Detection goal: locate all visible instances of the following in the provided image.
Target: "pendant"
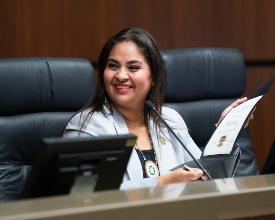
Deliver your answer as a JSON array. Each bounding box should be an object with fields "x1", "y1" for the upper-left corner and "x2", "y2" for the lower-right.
[
  {"x1": 145, "y1": 160, "x2": 159, "y2": 178},
  {"x1": 160, "y1": 136, "x2": 166, "y2": 145}
]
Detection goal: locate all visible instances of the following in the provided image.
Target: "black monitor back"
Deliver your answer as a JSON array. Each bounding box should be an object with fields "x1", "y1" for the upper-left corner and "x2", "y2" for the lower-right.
[{"x1": 21, "y1": 134, "x2": 136, "y2": 199}]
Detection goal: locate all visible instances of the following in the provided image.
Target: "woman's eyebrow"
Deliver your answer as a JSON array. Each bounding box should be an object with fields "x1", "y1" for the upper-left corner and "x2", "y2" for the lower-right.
[
  {"x1": 107, "y1": 58, "x2": 119, "y2": 63},
  {"x1": 107, "y1": 58, "x2": 143, "y2": 65},
  {"x1": 127, "y1": 60, "x2": 142, "y2": 65}
]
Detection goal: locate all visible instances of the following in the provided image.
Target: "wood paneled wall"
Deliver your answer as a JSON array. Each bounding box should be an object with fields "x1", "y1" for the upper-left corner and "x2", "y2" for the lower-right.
[
  {"x1": 243, "y1": 68, "x2": 275, "y2": 170},
  {"x1": 1, "y1": 0, "x2": 275, "y2": 61},
  {"x1": 1, "y1": 0, "x2": 275, "y2": 170}
]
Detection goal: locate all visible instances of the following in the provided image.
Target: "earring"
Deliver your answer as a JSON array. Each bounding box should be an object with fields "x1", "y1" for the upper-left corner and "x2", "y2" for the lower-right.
[{"x1": 104, "y1": 97, "x2": 112, "y2": 113}]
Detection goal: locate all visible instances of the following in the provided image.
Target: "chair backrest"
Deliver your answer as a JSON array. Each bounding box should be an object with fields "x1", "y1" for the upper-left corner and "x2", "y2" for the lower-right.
[
  {"x1": 0, "y1": 57, "x2": 94, "y2": 202},
  {"x1": 161, "y1": 48, "x2": 258, "y2": 177}
]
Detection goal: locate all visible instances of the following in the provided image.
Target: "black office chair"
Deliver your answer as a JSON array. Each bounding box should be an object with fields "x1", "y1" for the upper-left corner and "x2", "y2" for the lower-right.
[
  {"x1": 0, "y1": 57, "x2": 94, "y2": 202},
  {"x1": 162, "y1": 48, "x2": 258, "y2": 177}
]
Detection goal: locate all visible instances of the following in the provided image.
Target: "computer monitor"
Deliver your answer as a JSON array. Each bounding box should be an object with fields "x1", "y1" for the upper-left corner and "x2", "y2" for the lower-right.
[
  {"x1": 261, "y1": 139, "x2": 275, "y2": 175},
  {"x1": 21, "y1": 134, "x2": 136, "y2": 199}
]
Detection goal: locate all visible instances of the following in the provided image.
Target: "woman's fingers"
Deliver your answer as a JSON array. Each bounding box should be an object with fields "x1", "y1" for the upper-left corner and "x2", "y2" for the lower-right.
[
  {"x1": 157, "y1": 167, "x2": 205, "y2": 185},
  {"x1": 184, "y1": 168, "x2": 204, "y2": 181},
  {"x1": 217, "y1": 97, "x2": 248, "y2": 126},
  {"x1": 244, "y1": 107, "x2": 256, "y2": 128}
]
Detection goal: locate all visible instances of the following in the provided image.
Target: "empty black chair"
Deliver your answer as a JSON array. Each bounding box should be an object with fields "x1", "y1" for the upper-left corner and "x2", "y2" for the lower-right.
[
  {"x1": 0, "y1": 57, "x2": 94, "y2": 202},
  {"x1": 162, "y1": 48, "x2": 258, "y2": 177}
]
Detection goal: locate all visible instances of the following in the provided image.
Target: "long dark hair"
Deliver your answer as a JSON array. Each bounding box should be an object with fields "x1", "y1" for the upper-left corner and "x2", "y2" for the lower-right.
[{"x1": 80, "y1": 27, "x2": 166, "y2": 128}]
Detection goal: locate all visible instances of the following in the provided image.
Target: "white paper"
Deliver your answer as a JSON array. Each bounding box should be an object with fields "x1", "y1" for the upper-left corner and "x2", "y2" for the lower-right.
[
  {"x1": 214, "y1": 179, "x2": 238, "y2": 192},
  {"x1": 203, "y1": 96, "x2": 262, "y2": 156}
]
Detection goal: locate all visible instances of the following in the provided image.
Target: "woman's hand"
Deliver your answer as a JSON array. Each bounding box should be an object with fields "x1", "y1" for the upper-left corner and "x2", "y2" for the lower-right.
[
  {"x1": 243, "y1": 107, "x2": 256, "y2": 128},
  {"x1": 157, "y1": 167, "x2": 204, "y2": 186},
  {"x1": 216, "y1": 97, "x2": 248, "y2": 127}
]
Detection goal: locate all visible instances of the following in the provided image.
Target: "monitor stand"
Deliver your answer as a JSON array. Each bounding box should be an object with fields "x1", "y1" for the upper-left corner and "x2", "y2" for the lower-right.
[{"x1": 70, "y1": 174, "x2": 99, "y2": 196}]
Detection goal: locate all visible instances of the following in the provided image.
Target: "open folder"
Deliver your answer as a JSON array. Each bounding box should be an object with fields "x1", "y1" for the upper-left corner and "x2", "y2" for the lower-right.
[{"x1": 171, "y1": 75, "x2": 275, "y2": 179}]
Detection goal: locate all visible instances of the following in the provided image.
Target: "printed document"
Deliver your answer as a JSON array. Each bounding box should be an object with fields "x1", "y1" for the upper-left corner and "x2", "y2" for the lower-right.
[{"x1": 203, "y1": 95, "x2": 262, "y2": 156}]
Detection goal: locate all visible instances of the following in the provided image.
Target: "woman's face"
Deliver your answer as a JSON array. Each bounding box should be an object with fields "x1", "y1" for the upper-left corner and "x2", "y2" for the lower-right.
[{"x1": 104, "y1": 41, "x2": 153, "y2": 110}]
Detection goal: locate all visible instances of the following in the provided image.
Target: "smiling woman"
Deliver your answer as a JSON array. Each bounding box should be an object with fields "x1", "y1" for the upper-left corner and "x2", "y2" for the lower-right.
[
  {"x1": 104, "y1": 41, "x2": 153, "y2": 111},
  {"x1": 62, "y1": 27, "x2": 247, "y2": 190}
]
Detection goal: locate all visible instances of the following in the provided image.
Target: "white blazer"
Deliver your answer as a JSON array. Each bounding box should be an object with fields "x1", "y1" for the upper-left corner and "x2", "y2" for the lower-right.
[{"x1": 63, "y1": 106, "x2": 202, "y2": 190}]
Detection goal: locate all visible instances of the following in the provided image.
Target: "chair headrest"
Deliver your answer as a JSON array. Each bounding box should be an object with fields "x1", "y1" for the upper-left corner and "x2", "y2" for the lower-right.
[
  {"x1": 161, "y1": 48, "x2": 246, "y2": 102},
  {"x1": 0, "y1": 57, "x2": 94, "y2": 116}
]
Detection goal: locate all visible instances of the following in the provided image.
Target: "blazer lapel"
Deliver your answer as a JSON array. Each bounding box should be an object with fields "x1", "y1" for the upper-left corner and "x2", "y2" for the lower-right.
[
  {"x1": 149, "y1": 119, "x2": 178, "y2": 175},
  {"x1": 111, "y1": 107, "x2": 129, "y2": 135},
  {"x1": 112, "y1": 107, "x2": 143, "y2": 180},
  {"x1": 126, "y1": 148, "x2": 143, "y2": 181}
]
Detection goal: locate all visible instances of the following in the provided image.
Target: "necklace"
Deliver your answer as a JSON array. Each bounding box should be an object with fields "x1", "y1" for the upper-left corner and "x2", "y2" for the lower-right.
[
  {"x1": 135, "y1": 122, "x2": 160, "y2": 178},
  {"x1": 103, "y1": 100, "x2": 159, "y2": 178}
]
